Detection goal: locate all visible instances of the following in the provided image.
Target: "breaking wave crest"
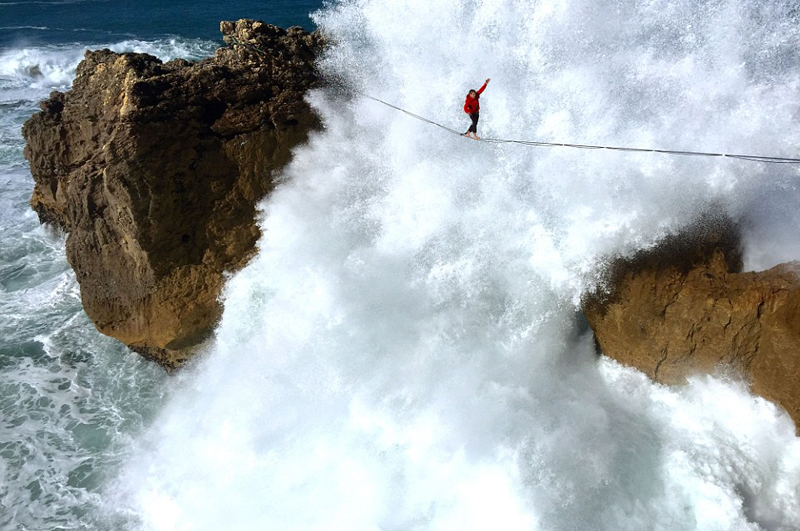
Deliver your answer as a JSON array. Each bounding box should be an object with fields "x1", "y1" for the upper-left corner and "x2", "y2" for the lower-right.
[{"x1": 0, "y1": 37, "x2": 217, "y2": 98}]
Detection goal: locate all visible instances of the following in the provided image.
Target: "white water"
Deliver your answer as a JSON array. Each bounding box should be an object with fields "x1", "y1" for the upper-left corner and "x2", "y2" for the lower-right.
[
  {"x1": 0, "y1": 38, "x2": 215, "y2": 530},
  {"x1": 0, "y1": 38, "x2": 217, "y2": 105},
  {"x1": 116, "y1": 0, "x2": 800, "y2": 529}
]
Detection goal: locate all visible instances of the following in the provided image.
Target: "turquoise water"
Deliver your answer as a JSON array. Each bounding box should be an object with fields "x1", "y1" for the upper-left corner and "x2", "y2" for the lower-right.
[{"x1": 0, "y1": 2, "x2": 322, "y2": 528}]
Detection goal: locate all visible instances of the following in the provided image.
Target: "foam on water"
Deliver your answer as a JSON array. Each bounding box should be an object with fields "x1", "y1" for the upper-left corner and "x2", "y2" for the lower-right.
[
  {"x1": 0, "y1": 170, "x2": 169, "y2": 529},
  {"x1": 0, "y1": 36, "x2": 214, "y2": 530},
  {"x1": 113, "y1": 0, "x2": 800, "y2": 530},
  {"x1": 0, "y1": 38, "x2": 217, "y2": 98}
]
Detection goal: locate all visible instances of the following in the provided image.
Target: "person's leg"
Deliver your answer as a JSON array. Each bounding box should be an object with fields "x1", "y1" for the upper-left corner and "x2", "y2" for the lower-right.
[
  {"x1": 471, "y1": 112, "x2": 480, "y2": 139},
  {"x1": 466, "y1": 113, "x2": 477, "y2": 137},
  {"x1": 466, "y1": 113, "x2": 479, "y2": 138}
]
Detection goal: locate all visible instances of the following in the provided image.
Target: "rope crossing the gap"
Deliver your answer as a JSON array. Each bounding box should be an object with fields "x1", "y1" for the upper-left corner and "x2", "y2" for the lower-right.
[
  {"x1": 227, "y1": 39, "x2": 800, "y2": 165},
  {"x1": 354, "y1": 91, "x2": 800, "y2": 165}
]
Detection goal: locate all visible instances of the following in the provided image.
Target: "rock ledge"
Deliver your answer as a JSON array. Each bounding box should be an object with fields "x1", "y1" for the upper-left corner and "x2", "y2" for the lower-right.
[
  {"x1": 23, "y1": 20, "x2": 323, "y2": 368},
  {"x1": 584, "y1": 218, "x2": 800, "y2": 429}
]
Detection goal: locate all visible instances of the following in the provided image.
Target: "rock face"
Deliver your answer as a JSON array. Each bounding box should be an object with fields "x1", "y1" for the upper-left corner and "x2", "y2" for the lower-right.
[
  {"x1": 584, "y1": 219, "x2": 800, "y2": 429},
  {"x1": 23, "y1": 20, "x2": 323, "y2": 368}
]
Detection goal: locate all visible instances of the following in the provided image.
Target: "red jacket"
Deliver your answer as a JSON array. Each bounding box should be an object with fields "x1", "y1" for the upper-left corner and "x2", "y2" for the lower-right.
[{"x1": 464, "y1": 82, "x2": 487, "y2": 114}]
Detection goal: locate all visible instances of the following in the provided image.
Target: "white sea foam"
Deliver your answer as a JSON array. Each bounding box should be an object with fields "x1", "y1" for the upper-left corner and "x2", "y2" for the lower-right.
[
  {"x1": 0, "y1": 46, "x2": 84, "y2": 93},
  {"x1": 0, "y1": 159, "x2": 171, "y2": 530},
  {"x1": 0, "y1": 38, "x2": 217, "y2": 101},
  {"x1": 106, "y1": 0, "x2": 798, "y2": 528},
  {"x1": 0, "y1": 36, "x2": 210, "y2": 531}
]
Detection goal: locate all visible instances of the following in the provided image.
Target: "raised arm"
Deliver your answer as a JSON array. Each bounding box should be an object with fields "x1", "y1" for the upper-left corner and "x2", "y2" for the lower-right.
[{"x1": 476, "y1": 78, "x2": 490, "y2": 95}]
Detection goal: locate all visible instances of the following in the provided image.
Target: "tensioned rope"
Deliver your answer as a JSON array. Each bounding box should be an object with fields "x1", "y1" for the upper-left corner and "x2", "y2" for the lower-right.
[
  {"x1": 353, "y1": 91, "x2": 800, "y2": 165},
  {"x1": 228, "y1": 38, "x2": 800, "y2": 165}
]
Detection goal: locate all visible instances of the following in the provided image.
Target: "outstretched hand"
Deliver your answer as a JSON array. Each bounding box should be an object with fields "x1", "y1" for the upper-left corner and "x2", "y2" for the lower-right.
[{"x1": 485, "y1": 78, "x2": 491, "y2": 83}]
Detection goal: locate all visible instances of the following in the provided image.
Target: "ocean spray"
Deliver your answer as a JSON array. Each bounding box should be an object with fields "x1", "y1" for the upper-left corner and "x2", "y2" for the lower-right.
[{"x1": 116, "y1": 0, "x2": 800, "y2": 529}]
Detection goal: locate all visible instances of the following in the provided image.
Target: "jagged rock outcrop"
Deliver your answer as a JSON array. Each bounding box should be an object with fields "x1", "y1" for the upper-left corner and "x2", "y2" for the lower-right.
[
  {"x1": 23, "y1": 20, "x2": 324, "y2": 369},
  {"x1": 584, "y1": 218, "x2": 800, "y2": 429}
]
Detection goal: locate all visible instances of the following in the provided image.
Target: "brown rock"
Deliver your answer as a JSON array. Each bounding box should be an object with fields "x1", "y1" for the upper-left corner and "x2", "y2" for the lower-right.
[
  {"x1": 22, "y1": 20, "x2": 324, "y2": 369},
  {"x1": 584, "y1": 218, "x2": 800, "y2": 430}
]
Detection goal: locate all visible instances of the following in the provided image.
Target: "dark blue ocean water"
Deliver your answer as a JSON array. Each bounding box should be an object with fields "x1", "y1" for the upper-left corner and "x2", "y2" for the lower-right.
[{"x1": 0, "y1": 0, "x2": 324, "y2": 49}]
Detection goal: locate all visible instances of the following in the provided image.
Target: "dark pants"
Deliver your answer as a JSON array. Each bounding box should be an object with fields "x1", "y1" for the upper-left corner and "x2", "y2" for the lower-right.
[{"x1": 466, "y1": 112, "x2": 479, "y2": 134}]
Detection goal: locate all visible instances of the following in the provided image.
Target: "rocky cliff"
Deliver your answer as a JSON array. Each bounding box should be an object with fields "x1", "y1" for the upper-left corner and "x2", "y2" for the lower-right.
[
  {"x1": 584, "y1": 218, "x2": 800, "y2": 429},
  {"x1": 23, "y1": 20, "x2": 323, "y2": 369},
  {"x1": 23, "y1": 17, "x2": 800, "y2": 428}
]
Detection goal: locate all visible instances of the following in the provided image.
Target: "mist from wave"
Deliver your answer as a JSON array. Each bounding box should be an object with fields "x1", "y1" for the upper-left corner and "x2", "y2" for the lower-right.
[{"x1": 112, "y1": 0, "x2": 800, "y2": 530}]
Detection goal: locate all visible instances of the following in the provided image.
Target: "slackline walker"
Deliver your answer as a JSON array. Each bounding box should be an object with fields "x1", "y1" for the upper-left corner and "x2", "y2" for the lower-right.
[
  {"x1": 227, "y1": 38, "x2": 800, "y2": 165},
  {"x1": 354, "y1": 91, "x2": 800, "y2": 165}
]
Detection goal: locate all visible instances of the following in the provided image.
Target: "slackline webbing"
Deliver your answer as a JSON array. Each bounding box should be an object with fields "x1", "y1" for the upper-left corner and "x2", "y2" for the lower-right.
[
  {"x1": 354, "y1": 91, "x2": 800, "y2": 165},
  {"x1": 228, "y1": 39, "x2": 800, "y2": 165}
]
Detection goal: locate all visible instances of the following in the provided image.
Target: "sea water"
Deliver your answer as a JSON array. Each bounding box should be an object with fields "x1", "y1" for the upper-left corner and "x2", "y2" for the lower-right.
[
  {"x1": 0, "y1": 1, "x2": 319, "y2": 529},
  {"x1": 2, "y1": 0, "x2": 800, "y2": 530}
]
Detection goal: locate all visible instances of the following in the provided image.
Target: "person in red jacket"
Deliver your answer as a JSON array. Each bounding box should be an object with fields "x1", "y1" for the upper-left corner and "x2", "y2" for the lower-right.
[{"x1": 464, "y1": 78, "x2": 490, "y2": 139}]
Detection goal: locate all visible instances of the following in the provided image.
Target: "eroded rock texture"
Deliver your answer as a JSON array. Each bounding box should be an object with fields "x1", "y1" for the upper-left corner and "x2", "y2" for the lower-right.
[
  {"x1": 23, "y1": 20, "x2": 323, "y2": 368},
  {"x1": 584, "y1": 219, "x2": 800, "y2": 429}
]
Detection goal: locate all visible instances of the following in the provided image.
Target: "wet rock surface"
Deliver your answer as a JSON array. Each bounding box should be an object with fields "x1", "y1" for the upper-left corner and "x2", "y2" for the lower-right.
[
  {"x1": 23, "y1": 20, "x2": 323, "y2": 369},
  {"x1": 584, "y1": 218, "x2": 800, "y2": 430}
]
